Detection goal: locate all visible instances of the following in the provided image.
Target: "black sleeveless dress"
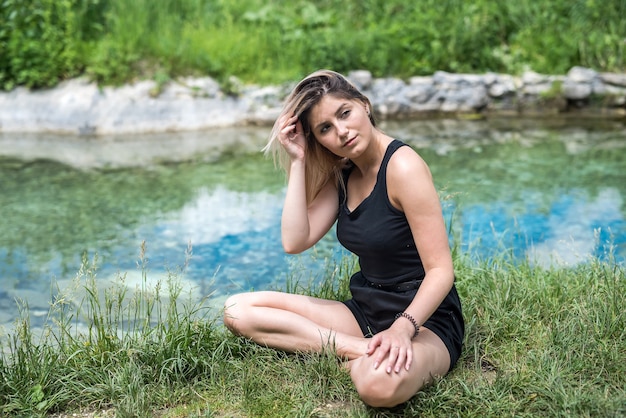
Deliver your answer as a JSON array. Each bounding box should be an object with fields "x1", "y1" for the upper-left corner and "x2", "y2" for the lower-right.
[{"x1": 338, "y1": 139, "x2": 464, "y2": 370}]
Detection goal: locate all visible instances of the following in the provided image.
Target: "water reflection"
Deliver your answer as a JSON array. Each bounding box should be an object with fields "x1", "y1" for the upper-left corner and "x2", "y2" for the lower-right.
[
  {"x1": 0, "y1": 126, "x2": 268, "y2": 169},
  {"x1": 130, "y1": 186, "x2": 287, "y2": 292},
  {"x1": 0, "y1": 118, "x2": 624, "y2": 331},
  {"x1": 454, "y1": 187, "x2": 624, "y2": 266},
  {"x1": 527, "y1": 188, "x2": 623, "y2": 266}
]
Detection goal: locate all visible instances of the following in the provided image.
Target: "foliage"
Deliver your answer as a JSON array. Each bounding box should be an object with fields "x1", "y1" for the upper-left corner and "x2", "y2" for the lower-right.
[
  {"x1": 0, "y1": 247, "x2": 624, "y2": 416},
  {"x1": 0, "y1": 0, "x2": 95, "y2": 89},
  {"x1": 0, "y1": 0, "x2": 624, "y2": 90}
]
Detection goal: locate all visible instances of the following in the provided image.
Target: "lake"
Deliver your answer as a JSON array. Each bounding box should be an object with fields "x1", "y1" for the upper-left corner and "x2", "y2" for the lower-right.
[{"x1": 0, "y1": 118, "x2": 624, "y2": 332}]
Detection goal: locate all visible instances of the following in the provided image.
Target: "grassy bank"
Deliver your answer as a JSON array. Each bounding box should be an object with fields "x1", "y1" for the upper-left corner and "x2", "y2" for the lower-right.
[
  {"x1": 1, "y1": 0, "x2": 625, "y2": 90},
  {"x1": 0, "y1": 247, "x2": 624, "y2": 417}
]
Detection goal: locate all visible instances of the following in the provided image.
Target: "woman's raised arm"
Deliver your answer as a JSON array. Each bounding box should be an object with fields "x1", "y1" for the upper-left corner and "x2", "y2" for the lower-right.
[
  {"x1": 281, "y1": 160, "x2": 338, "y2": 254},
  {"x1": 276, "y1": 114, "x2": 339, "y2": 254}
]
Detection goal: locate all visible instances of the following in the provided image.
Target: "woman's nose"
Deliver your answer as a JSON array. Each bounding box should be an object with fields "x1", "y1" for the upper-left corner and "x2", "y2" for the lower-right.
[{"x1": 338, "y1": 123, "x2": 349, "y2": 137}]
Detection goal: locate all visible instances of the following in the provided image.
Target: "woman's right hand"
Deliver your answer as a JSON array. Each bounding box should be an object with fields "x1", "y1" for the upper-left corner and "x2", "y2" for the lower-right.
[{"x1": 278, "y1": 113, "x2": 306, "y2": 161}]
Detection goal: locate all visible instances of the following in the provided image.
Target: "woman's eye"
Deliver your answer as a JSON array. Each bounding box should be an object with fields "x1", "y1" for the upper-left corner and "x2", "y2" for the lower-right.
[
  {"x1": 341, "y1": 110, "x2": 351, "y2": 118},
  {"x1": 320, "y1": 125, "x2": 330, "y2": 134}
]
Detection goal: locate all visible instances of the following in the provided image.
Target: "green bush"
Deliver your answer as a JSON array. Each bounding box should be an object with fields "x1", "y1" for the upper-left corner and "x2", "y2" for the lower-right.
[
  {"x1": 1, "y1": 0, "x2": 80, "y2": 89},
  {"x1": 1, "y1": 0, "x2": 624, "y2": 90}
]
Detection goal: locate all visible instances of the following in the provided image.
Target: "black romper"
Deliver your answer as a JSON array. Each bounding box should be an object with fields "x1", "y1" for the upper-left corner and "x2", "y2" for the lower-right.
[{"x1": 339, "y1": 139, "x2": 464, "y2": 370}]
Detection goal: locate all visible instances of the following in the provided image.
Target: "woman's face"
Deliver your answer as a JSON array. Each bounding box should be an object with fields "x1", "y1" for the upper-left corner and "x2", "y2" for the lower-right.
[{"x1": 307, "y1": 95, "x2": 373, "y2": 158}]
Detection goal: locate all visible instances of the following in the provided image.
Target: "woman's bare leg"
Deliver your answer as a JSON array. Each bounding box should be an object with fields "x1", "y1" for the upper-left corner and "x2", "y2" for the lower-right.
[
  {"x1": 224, "y1": 291, "x2": 451, "y2": 408},
  {"x1": 347, "y1": 327, "x2": 451, "y2": 408},
  {"x1": 223, "y1": 291, "x2": 369, "y2": 359}
]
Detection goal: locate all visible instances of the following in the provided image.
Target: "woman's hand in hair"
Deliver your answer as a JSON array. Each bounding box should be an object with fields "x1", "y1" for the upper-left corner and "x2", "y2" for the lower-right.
[{"x1": 278, "y1": 113, "x2": 306, "y2": 161}]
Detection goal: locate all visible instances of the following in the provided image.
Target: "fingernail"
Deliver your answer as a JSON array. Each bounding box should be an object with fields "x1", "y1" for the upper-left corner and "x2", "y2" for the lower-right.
[
  {"x1": 386, "y1": 367, "x2": 391, "y2": 373},
  {"x1": 373, "y1": 362, "x2": 379, "y2": 369}
]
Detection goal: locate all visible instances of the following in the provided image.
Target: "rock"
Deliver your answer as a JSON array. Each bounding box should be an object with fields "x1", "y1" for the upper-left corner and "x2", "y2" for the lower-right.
[
  {"x1": 347, "y1": 70, "x2": 373, "y2": 91},
  {"x1": 522, "y1": 70, "x2": 548, "y2": 85},
  {"x1": 592, "y1": 79, "x2": 626, "y2": 106},
  {"x1": 562, "y1": 81, "x2": 593, "y2": 100},
  {"x1": 567, "y1": 66, "x2": 598, "y2": 83},
  {"x1": 370, "y1": 77, "x2": 407, "y2": 101},
  {"x1": 405, "y1": 80, "x2": 435, "y2": 104},
  {"x1": 0, "y1": 68, "x2": 624, "y2": 135},
  {"x1": 487, "y1": 74, "x2": 517, "y2": 98},
  {"x1": 600, "y1": 72, "x2": 626, "y2": 88},
  {"x1": 183, "y1": 77, "x2": 222, "y2": 97},
  {"x1": 522, "y1": 82, "x2": 554, "y2": 96}
]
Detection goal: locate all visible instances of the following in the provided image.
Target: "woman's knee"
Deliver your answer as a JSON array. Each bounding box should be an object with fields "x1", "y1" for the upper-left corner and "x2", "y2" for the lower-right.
[
  {"x1": 223, "y1": 291, "x2": 276, "y2": 334},
  {"x1": 349, "y1": 357, "x2": 418, "y2": 408},
  {"x1": 354, "y1": 373, "x2": 408, "y2": 408},
  {"x1": 223, "y1": 293, "x2": 251, "y2": 334}
]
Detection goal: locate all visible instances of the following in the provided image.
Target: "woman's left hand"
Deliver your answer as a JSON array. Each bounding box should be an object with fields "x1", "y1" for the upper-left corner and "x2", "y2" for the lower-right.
[{"x1": 366, "y1": 324, "x2": 414, "y2": 373}]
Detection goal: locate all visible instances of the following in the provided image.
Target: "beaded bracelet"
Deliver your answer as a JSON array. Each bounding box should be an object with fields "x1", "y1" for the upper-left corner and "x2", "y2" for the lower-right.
[{"x1": 395, "y1": 312, "x2": 420, "y2": 338}]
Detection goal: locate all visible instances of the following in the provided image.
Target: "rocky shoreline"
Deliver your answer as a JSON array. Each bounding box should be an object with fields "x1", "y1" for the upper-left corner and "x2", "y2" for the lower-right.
[{"x1": 0, "y1": 66, "x2": 624, "y2": 135}]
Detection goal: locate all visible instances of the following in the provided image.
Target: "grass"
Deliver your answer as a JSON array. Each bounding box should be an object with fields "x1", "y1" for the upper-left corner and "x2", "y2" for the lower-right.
[
  {"x1": 0, "y1": 244, "x2": 624, "y2": 417},
  {"x1": 2, "y1": 0, "x2": 625, "y2": 89}
]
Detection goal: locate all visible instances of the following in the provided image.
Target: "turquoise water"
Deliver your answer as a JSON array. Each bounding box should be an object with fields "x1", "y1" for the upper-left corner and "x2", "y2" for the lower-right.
[{"x1": 0, "y1": 118, "x2": 624, "y2": 329}]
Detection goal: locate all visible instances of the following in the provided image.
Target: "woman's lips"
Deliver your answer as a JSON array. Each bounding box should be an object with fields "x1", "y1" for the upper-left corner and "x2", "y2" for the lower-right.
[{"x1": 343, "y1": 136, "x2": 356, "y2": 147}]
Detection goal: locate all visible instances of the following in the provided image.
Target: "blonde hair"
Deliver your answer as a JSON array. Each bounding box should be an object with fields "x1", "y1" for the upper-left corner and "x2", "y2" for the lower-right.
[{"x1": 264, "y1": 70, "x2": 376, "y2": 204}]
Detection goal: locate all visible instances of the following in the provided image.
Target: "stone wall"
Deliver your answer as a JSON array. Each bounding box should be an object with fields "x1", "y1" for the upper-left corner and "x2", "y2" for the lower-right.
[
  {"x1": 0, "y1": 67, "x2": 624, "y2": 135},
  {"x1": 352, "y1": 66, "x2": 626, "y2": 119}
]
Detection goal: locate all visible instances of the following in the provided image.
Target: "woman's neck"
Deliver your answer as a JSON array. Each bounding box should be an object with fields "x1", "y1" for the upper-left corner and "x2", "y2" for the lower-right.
[{"x1": 351, "y1": 130, "x2": 392, "y2": 176}]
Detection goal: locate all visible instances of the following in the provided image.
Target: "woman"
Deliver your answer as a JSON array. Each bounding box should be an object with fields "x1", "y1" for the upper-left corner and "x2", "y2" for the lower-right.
[{"x1": 223, "y1": 70, "x2": 464, "y2": 408}]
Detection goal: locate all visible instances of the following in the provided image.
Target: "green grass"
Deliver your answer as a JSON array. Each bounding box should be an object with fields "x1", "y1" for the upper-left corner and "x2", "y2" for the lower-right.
[
  {"x1": 1, "y1": 0, "x2": 625, "y2": 89},
  {"x1": 0, "y1": 245, "x2": 624, "y2": 417}
]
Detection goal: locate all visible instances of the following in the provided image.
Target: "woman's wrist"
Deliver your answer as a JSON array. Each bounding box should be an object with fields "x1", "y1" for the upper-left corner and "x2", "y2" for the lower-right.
[
  {"x1": 394, "y1": 312, "x2": 420, "y2": 339},
  {"x1": 289, "y1": 157, "x2": 305, "y2": 169}
]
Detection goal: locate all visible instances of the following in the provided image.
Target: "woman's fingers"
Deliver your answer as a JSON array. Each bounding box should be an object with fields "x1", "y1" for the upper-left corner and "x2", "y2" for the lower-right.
[
  {"x1": 387, "y1": 344, "x2": 410, "y2": 373},
  {"x1": 390, "y1": 345, "x2": 413, "y2": 373},
  {"x1": 404, "y1": 345, "x2": 413, "y2": 371},
  {"x1": 367, "y1": 335, "x2": 386, "y2": 369},
  {"x1": 276, "y1": 114, "x2": 306, "y2": 161},
  {"x1": 279, "y1": 121, "x2": 295, "y2": 140},
  {"x1": 278, "y1": 115, "x2": 303, "y2": 145},
  {"x1": 365, "y1": 334, "x2": 381, "y2": 355},
  {"x1": 368, "y1": 331, "x2": 414, "y2": 373},
  {"x1": 371, "y1": 340, "x2": 393, "y2": 371},
  {"x1": 387, "y1": 345, "x2": 401, "y2": 373}
]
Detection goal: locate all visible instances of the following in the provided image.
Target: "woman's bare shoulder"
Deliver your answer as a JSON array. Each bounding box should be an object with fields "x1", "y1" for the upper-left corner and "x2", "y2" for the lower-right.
[{"x1": 387, "y1": 144, "x2": 432, "y2": 182}]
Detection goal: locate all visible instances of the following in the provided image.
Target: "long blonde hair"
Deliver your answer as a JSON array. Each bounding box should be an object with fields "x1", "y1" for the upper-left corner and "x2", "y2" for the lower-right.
[{"x1": 264, "y1": 70, "x2": 377, "y2": 204}]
